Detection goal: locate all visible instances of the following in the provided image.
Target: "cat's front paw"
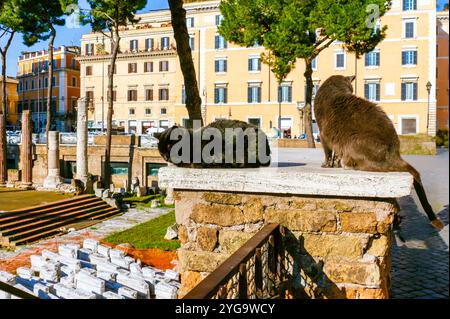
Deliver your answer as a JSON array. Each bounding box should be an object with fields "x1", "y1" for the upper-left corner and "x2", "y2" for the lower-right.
[{"x1": 321, "y1": 161, "x2": 333, "y2": 168}]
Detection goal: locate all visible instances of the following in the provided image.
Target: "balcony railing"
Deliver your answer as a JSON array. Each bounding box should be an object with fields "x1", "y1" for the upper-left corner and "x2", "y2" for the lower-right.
[{"x1": 183, "y1": 224, "x2": 293, "y2": 299}]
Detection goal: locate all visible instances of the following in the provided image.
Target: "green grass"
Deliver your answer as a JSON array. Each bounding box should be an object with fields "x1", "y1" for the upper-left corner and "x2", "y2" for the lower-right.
[{"x1": 103, "y1": 211, "x2": 180, "y2": 251}]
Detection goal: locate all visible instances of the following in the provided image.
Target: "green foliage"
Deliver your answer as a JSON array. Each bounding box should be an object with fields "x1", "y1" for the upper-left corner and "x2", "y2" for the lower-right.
[
  {"x1": 219, "y1": 0, "x2": 391, "y2": 80},
  {"x1": 83, "y1": 0, "x2": 147, "y2": 33},
  {"x1": 14, "y1": 0, "x2": 78, "y2": 46},
  {"x1": 104, "y1": 211, "x2": 180, "y2": 251},
  {"x1": 435, "y1": 129, "x2": 449, "y2": 148},
  {"x1": 0, "y1": 0, "x2": 25, "y2": 32}
]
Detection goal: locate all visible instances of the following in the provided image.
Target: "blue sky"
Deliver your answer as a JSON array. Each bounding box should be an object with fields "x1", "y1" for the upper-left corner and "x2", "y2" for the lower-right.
[{"x1": 1, "y1": 0, "x2": 448, "y2": 76}]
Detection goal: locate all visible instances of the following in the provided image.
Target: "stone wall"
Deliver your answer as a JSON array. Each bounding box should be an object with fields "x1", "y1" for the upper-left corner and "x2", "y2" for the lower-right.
[
  {"x1": 175, "y1": 191, "x2": 397, "y2": 299},
  {"x1": 159, "y1": 165, "x2": 412, "y2": 299}
]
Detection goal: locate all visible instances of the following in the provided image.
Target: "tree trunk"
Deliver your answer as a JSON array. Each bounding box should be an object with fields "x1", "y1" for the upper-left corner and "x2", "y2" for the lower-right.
[
  {"x1": 103, "y1": 30, "x2": 120, "y2": 187},
  {"x1": 303, "y1": 60, "x2": 316, "y2": 148},
  {"x1": 0, "y1": 31, "x2": 15, "y2": 185},
  {"x1": 46, "y1": 26, "x2": 56, "y2": 146},
  {"x1": 168, "y1": 0, "x2": 203, "y2": 128}
]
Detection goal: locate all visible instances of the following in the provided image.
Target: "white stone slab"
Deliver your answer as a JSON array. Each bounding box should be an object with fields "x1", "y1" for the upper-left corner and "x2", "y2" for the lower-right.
[
  {"x1": 164, "y1": 270, "x2": 180, "y2": 281},
  {"x1": 109, "y1": 249, "x2": 126, "y2": 259},
  {"x1": 118, "y1": 286, "x2": 138, "y2": 299},
  {"x1": 97, "y1": 245, "x2": 110, "y2": 258},
  {"x1": 83, "y1": 239, "x2": 99, "y2": 252},
  {"x1": 0, "y1": 271, "x2": 16, "y2": 284},
  {"x1": 103, "y1": 291, "x2": 125, "y2": 299},
  {"x1": 16, "y1": 267, "x2": 33, "y2": 280},
  {"x1": 158, "y1": 166, "x2": 413, "y2": 198},
  {"x1": 58, "y1": 245, "x2": 78, "y2": 259}
]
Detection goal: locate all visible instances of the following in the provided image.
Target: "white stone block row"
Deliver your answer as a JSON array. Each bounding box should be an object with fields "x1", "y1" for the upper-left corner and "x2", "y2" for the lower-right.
[
  {"x1": 57, "y1": 255, "x2": 82, "y2": 271},
  {"x1": 116, "y1": 272, "x2": 150, "y2": 299},
  {"x1": 155, "y1": 282, "x2": 178, "y2": 299},
  {"x1": 89, "y1": 253, "x2": 110, "y2": 265},
  {"x1": 164, "y1": 270, "x2": 180, "y2": 281},
  {"x1": 54, "y1": 283, "x2": 97, "y2": 299},
  {"x1": 110, "y1": 256, "x2": 132, "y2": 269},
  {"x1": 109, "y1": 249, "x2": 126, "y2": 259},
  {"x1": 30, "y1": 255, "x2": 47, "y2": 271},
  {"x1": 97, "y1": 245, "x2": 110, "y2": 258},
  {"x1": 83, "y1": 239, "x2": 99, "y2": 253},
  {"x1": 96, "y1": 261, "x2": 120, "y2": 273},
  {"x1": 75, "y1": 272, "x2": 106, "y2": 293},
  {"x1": 16, "y1": 267, "x2": 34, "y2": 280},
  {"x1": 80, "y1": 268, "x2": 97, "y2": 276},
  {"x1": 58, "y1": 245, "x2": 78, "y2": 259},
  {"x1": 60, "y1": 275, "x2": 75, "y2": 288},
  {"x1": 60, "y1": 266, "x2": 76, "y2": 277},
  {"x1": 97, "y1": 271, "x2": 116, "y2": 282},
  {"x1": 78, "y1": 248, "x2": 93, "y2": 262},
  {"x1": 102, "y1": 291, "x2": 124, "y2": 299},
  {"x1": 117, "y1": 286, "x2": 138, "y2": 299},
  {"x1": 39, "y1": 266, "x2": 59, "y2": 282},
  {"x1": 42, "y1": 250, "x2": 59, "y2": 262},
  {"x1": 129, "y1": 263, "x2": 142, "y2": 274}
]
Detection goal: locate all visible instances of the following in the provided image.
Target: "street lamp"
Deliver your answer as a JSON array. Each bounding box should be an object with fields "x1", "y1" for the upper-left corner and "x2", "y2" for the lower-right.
[{"x1": 426, "y1": 81, "x2": 432, "y2": 132}]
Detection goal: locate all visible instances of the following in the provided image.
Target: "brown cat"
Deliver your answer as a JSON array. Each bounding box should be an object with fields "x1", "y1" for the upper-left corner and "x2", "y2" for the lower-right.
[{"x1": 314, "y1": 75, "x2": 444, "y2": 230}]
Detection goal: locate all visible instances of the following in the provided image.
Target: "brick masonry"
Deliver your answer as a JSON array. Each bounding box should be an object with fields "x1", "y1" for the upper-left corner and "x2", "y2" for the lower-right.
[{"x1": 175, "y1": 191, "x2": 398, "y2": 299}]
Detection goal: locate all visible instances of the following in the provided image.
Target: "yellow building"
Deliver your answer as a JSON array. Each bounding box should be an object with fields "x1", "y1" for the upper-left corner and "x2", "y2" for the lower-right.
[
  {"x1": 0, "y1": 76, "x2": 19, "y2": 128},
  {"x1": 437, "y1": 10, "x2": 449, "y2": 130},
  {"x1": 79, "y1": 0, "x2": 439, "y2": 137},
  {"x1": 17, "y1": 46, "x2": 81, "y2": 132}
]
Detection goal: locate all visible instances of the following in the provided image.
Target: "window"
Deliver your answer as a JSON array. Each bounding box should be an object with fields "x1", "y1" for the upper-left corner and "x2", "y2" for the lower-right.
[
  {"x1": 403, "y1": 0, "x2": 417, "y2": 11},
  {"x1": 159, "y1": 61, "x2": 169, "y2": 72},
  {"x1": 144, "y1": 62, "x2": 154, "y2": 73},
  {"x1": 181, "y1": 86, "x2": 187, "y2": 104},
  {"x1": 159, "y1": 88, "x2": 169, "y2": 101},
  {"x1": 215, "y1": 35, "x2": 227, "y2": 49},
  {"x1": 71, "y1": 58, "x2": 77, "y2": 70},
  {"x1": 335, "y1": 52, "x2": 346, "y2": 69},
  {"x1": 128, "y1": 63, "x2": 138, "y2": 73},
  {"x1": 304, "y1": 83, "x2": 320, "y2": 100},
  {"x1": 128, "y1": 89, "x2": 138, "y2": 101},
  {"x1": 248, "y1": 84, "x2": 262, "y2": 103},
  {"x1": 44, "y1": 78, "x2": 48, "y2": 88},
  {"x1": 145, "y1": 38, "x2": 154, "y2": 51},
  {"x1": 401, "y1": 81, "x2": 418, "y2": 101},
  {"x1": 186, "y1": 17, "x2": 194, "y2": 28},
  {"x1": 160, "y1": 120, "x2": 170, "y2": 129},
  {"x1": 248, "y1": 57, "x2": 261, "y2": 72},
  {"x1": 401, "y1": 117, "x2": 417, "y2": 134},
  {"x1": 364, "y1": 82, "x2": 380, "y2": 102},
  {"x1": 214, "y1": 86, "x2": 228, "y2": 104},
  {"x1": 402, "y1": 50, "x2": 418, "y2": 65},
  {"x1": 130, "y1": 39, "x2": 139, "y2": 51},
  {"x1": 86, "y1": 91, "x2": 94, "y2": 103},
  {"x1": 145, "y1": 108, "x2": 152, "y2": 115},
  {"x1": 189, "y1": 36, "x2": 195, "y2": 50},
  {"x1": 107, "y1": 90, "x2": 117, "y2": 102},
  {"x1": 44, "y1": 61, "x2": 49, "y2": 71},
  {"x1": 146, "y1": 163, "x2": 168, "y2": 177},
  {"x1": 161, "y1": 108, "x2": 167, "y2": 115},
  {"x1": 86, "y1": 66, "x2": 93, "y2": 76},
  {"x1": 72, "y1": 77, "x2": 77, "y2": 87},
  {"x1": 108, "y1": 64, "x2": 117, "y2": 75},
  {"x1": 31, "y1": 80, "x2": 35, "y2": 90},
  {"x1": 365, "y1": 51, "x2": 380, "y2": 67},
  {"x1": 404, "y1": 21, "x2": 415, "y2": 38},
  {"x1": 85, "y1": 43, "x2": 94, "y2": 56},
  {"x1": 161, "y1": 37, "x2": 170, "y2": 50},
  {"x1": 248, "y1": 118, "x2": 261, "y2": 128},
  {"x1": 19, "y1": 82, "x2": 22, "y2": 92},
  {"x1": 215, "y1": 58, "x2": 227, "y2": 73},
  {"x1": 110, "y1": 163, "x2": 128, "y2": 175},
  {"x1": 52, "y1": 59, "x2": 57, "y2": 69},
  {"x1": 278, "y1": 84, "x2": 292, "y2": 103},
  {"x1": 52, "y1": 76, "x2": 56, "y2": 87},
  {"x1": 311, "y1": 57, "x2": 318, "y2": 70},
  {"x1": 215, "y1": 15, "x2": 223, "y2": 26},
  {"x1": 129, "y1": 108, "x2": 136, "y2": 115},
  {"x1": 145, "y1": 89, "x2": 154, "y2": 101}
]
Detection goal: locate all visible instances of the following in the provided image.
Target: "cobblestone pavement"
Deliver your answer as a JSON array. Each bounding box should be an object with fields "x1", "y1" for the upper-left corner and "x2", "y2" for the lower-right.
[{"x1": 275, "y1": 148, "x2": 449, "y2": 299}]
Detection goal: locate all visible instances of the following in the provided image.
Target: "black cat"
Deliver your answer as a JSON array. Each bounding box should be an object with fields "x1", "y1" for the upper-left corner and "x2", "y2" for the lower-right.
[{"x1": 154, "y1": 119, "x2": 271, "y2": 168}]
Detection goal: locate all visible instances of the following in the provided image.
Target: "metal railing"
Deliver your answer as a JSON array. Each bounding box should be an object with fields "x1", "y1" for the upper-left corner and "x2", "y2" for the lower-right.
[
  {"x1": 0, "y1": 281, "x2": 39, "y2": 299},
  {"x1": 183, "y1": 224, "x2": 292, "y2": 299}
]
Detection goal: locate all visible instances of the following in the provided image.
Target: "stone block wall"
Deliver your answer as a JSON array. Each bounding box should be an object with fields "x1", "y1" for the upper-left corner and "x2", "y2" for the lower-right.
[{"x1": 175, "y1": 190, "x2": 398, "y2": 299}]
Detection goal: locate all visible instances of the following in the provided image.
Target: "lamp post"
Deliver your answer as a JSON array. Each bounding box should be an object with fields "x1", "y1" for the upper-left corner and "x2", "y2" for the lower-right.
[
  {"x1": 278, "y1": 86, "x2": 282, "y2": 138},
  {"x1": 426, "y1": 81, "x2": 432, "y2": 133}
]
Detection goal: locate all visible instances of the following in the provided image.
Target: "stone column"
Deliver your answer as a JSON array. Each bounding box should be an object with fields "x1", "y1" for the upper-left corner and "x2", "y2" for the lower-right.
[
  {"x1": 76, "y1": 97, "x2": 88, "y2": 187},
  {"x1": 43, "y1": 131, "x2": 63, "y2": 189},
  {"x1": 0, "y1": 115, "x2": 7, "y2": 186},
  {"x1": 20, "y1": 110, "x2": 33, "y2": 187},
  {"x1": 164, "y1": 163, "x2": 175, "y2": 205}
]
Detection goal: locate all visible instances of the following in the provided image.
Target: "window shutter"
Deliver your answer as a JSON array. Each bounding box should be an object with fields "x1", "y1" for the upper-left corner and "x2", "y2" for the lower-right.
[
  {"x1": 224, "y1": 60, "x2": 228, "y2": 72},
  {"x1": 376, "y1": 52, "x2": 380, "y2": 66},
  {"x1": 376, "y1": 83, "x2": 380, "y2": 101},
  {"x1": 413, "y1": 83, "x2": 418, "y2": 100},
  {"x1": 248, "y1": 59, "x2": 252, "y2": 71},
  {"x1": 215, "y1": 36, "x2": 219, "y2": 49},
  {"x1": 258, "y1": 59, "x2": 261, "y2": 71},
  {"x1": 224, "y1": 40, "x2": 228, "y2": 49},
  {"x1": 288, "y1": 86, "x2": 292, "y2": 102},
  {"x1": 215, "y1": 60, "x2": 219, "y2": 72},
  {"x1": 401, "y1": 83, "x2": 406, "y2": 101},
  {"x1": 413, "y1": 51, "x2": 418, "y2": 65},
  {"x1": 224, "y1": 88, "x2": 228, "y2": 104},
  {"x1": 278, "y1": 86, "x2": 282, "y2": 103},
  {"x1": 214, "y1": 88, "x2": 219, "y2": 104},
  {"x1": 365, "y1": 54, "x2": 369, "y2": 66},
  {"x1": 364, "y1": 84, "x2": 369, "y2": 99},
  {"x1": 402, "y1": 52, "x2": 406, "y2": 65},
  {"x1": 248, "y1": 87, "x2": 252, "y2": 103},
  {"x1": 257, "y1": 87, "x2": 262, "y2": 103}
]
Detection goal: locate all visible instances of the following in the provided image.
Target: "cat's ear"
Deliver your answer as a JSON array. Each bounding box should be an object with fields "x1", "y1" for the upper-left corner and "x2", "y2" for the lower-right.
[
  {"x1": 154, "y1": 132, "x2": 162, "y2": 140},
  {"x1": 346, "y1": 75, "x2": 356, "y2": 83}
]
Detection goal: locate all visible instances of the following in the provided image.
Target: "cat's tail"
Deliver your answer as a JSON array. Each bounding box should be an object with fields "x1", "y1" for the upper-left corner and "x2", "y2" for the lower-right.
[{"x1": 399, "y1": 160, "x2": 444, "y2": 230}]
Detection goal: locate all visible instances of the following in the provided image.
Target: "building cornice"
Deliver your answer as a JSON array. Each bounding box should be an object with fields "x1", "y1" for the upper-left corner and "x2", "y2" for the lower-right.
[{"x1": 76, "y1": 50, "x2": 177, "y2": 63}]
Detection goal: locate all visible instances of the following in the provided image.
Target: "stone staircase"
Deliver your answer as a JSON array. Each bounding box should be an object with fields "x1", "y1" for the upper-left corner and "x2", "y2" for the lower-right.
[{"x1": 0, "y1": 195, "x2": 121, "y2": 248}]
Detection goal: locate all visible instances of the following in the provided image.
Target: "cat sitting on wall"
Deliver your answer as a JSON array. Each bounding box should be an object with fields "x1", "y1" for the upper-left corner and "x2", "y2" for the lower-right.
[
  {"x1": 154, "y1": 119, "x2": 271, "y2": 168},
  {"x1": 314, "y1": 75, "x2": 444, "y2": 229}
]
